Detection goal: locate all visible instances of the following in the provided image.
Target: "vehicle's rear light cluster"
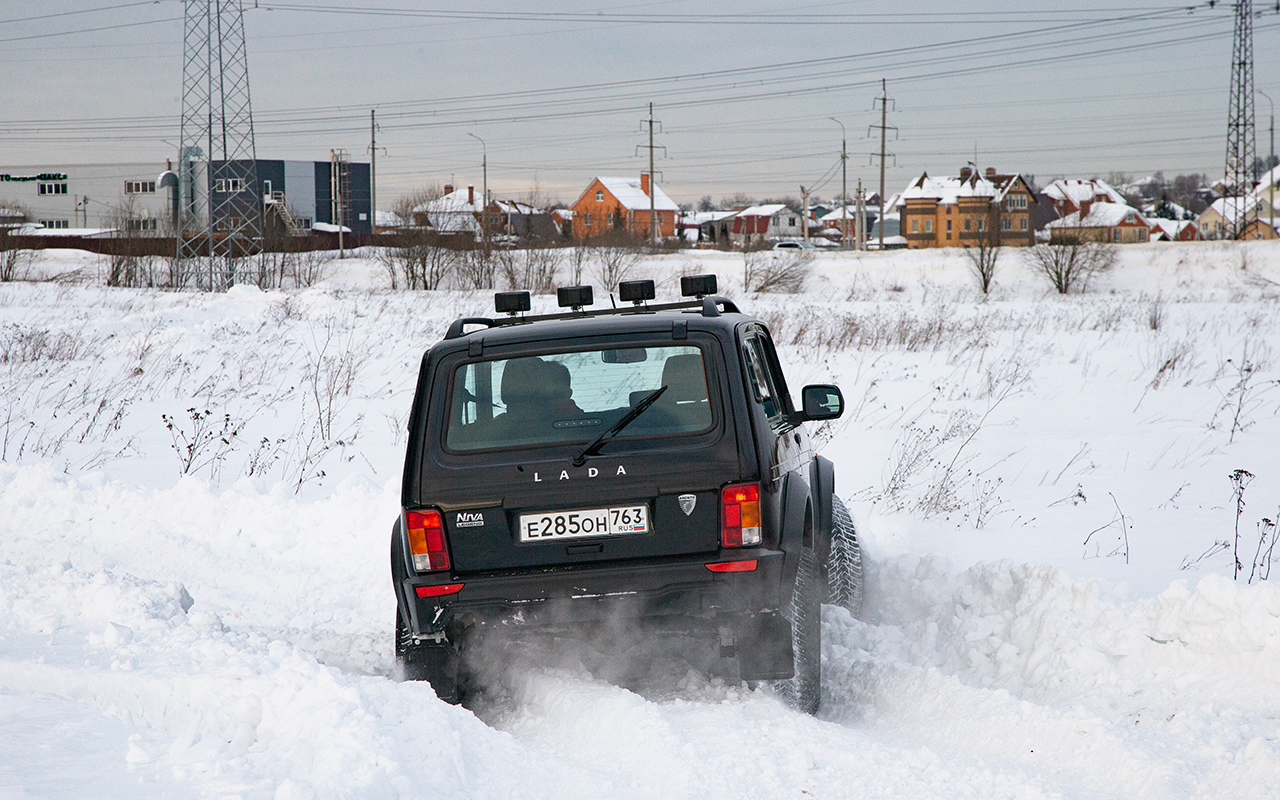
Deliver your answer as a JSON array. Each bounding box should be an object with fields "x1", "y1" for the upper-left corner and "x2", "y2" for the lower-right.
[
  {"x1": 405, "y1": 509, "x2": 450, "y2": 571},
  {"x1": 721, "y1": 482, "x2": 762, "y2": 547}
]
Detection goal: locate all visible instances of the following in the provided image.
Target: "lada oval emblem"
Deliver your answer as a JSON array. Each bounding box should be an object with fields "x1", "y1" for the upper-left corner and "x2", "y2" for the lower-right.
[{"x1": 678, "y1": 494, "x2": 697, "y2": 516}]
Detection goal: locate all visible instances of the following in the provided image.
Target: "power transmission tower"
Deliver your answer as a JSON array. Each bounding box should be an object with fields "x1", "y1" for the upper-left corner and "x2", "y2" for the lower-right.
[
  {"x1": 1224, "y1": 0, "x2": 1256, "y2": 238},
  {"x1": 869, "y1": 80, "x2": 897, "y2": 251},
  {"x1": 636, "y1": 104, "x2": 666, "y2": 246},
  {"x1": 177, "y1": 0, "x2": 261, "y2": 289}
]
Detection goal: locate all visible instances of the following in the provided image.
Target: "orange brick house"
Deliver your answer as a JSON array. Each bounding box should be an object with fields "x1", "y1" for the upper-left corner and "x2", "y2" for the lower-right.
[
  {"x1": 570, "y1": 175, "x2": 678, "y2": 240},
  {"x1": 898, "y1": 166, "x2": 1035, "y2": 249}
]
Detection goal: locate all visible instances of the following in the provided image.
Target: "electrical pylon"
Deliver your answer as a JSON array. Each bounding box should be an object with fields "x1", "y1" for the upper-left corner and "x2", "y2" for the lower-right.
[
  {"x1": 1224, "y1": 0, "x2": 1256, "y2": 239},
  {"x1": 177, "y1": 0, "x2": 260, "y2": 289}
]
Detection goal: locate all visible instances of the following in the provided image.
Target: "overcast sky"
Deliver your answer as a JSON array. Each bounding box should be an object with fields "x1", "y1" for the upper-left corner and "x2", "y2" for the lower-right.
[{"x1": 1, "y1": 1, "x2": 1278, "y2": 208}]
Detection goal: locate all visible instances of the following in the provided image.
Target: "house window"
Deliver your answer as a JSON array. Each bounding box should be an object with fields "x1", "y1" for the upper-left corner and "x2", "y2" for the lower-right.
[
  {"x1": 977, "y1": 218, "x2": 986, "y2": 232},
  {"x1": 946, "y1": 219, "x2": 952, "y2": 232},
  {"x1": 1020, "y1": 218, "x2": 1028, "y2": 231},
  {"x1": 1002, "y1": 217, "x2": 1012, "y2": 231},
  {"x1": 789, "y1": 216, "x2": 796, "y2": 226},
  {"x1": 607, "y1": 212, "x2": 617, "y2": 227},
  {"x1": 214, "y1": 178, "x2": 245, "y2": 193},
  {"x1": 1113, "y1": 229, "x2": 1121, "y2": 242},
  {"x1": 911, "y1": 219, "x2": 919, "y2": 233},
  {"x1": 925, "y1": 219, "x2": 933, "y2": 233},
  {"x1": 596, "y1": 190, "x2": 604, "y2": 202},
  {"x1": 584, "y1": 213, "x2": 592, "y2": 226},
  {"x1": 1138, "y1": 229, "x2": 1147, "y2": 242},
  {"x1": 126, "y1": 218, "x2": 157, "y2": 232},
  {"x1": 1124, "y1": 212, "x2": 1135, "y2": 223},
  {"x1": 125, "y1": 181, "x2": 156, "y2": 194},
  {"x1": 39, "y1": 182, "x2": 67, "y2": 195},
  {"x1": 964, "y1": 218, "x2": 971, "y2": 232},
  {"x1": 39, "y1": 219, "x2": 69, "y2": 229}
]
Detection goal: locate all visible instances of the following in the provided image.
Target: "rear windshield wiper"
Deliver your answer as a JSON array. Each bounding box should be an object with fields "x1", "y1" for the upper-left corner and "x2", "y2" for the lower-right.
[{"x1": 572, "y1": 385, "x2": 667, "y2": 467}]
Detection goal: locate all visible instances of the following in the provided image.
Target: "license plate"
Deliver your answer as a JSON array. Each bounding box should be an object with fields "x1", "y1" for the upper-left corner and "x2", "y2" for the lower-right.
[{"x1": 518, "y1": 505, "x2": 649, "y2": 542}]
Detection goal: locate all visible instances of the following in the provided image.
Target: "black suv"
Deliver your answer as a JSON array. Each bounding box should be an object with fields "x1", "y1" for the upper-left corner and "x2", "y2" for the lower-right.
[{"x1": 391, "y1": 275, "x2": 862, "y2": 713}]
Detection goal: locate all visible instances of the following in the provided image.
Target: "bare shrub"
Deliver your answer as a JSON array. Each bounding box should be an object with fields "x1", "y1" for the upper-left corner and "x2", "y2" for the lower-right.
[
  {"x1": 162, "y1": 407, "x2": 242, "y2": 479},
  {"x1": 1082, "y1": 492, "x2": 1132, "y2": 563},
  {"x1": 378, "y1": 231, "x2": 458, "y2": 290},
  {"x1": 497, "y1": 244, "x2": 561, "y2": 294},
  {"x1": 0, "y1": 201, "x2": 32, "y2": 282},
  {"x1": 1025, "y1": 237, "x2": 1117, "y2": 294},
  {"x1": 1209, "y1": 340, "x2": 1275, "y2": 442},
  {"x1": 744, "y1": 250, "x2": 812, "y2": 293},
  {"x1": 589, "y1": 234, "x2": 643, "y2": 291},
  {"x1": 455, "y1": 247, "x2": 496, "y2": 290}
]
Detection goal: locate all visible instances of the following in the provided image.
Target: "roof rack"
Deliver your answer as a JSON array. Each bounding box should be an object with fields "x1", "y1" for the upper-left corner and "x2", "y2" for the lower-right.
[{"x1": 443, "y1": 295, "x2": 741, "y2": 340}]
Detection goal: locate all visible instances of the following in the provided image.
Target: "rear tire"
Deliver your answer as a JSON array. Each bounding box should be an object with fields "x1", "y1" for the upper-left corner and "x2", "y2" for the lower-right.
[
  {"x1": 777, "y1": 547, "x2": 821, "y2": 715},
  {"x1": 825, "y1": 496, "x2": 863, "y2": 618},
  {"x1": 395, "y1": 612, "x2": 461, "y2": 704}
]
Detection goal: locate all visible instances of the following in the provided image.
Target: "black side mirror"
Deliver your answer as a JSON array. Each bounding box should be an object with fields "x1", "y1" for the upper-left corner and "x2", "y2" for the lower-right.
[{"x1": 799, "y1": 384, "x2": 843, "y2": 421}]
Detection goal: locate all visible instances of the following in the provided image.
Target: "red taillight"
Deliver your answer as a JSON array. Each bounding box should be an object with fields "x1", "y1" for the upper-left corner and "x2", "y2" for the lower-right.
[
  {"x1": 721, "y1": 482, "x2": 762, "y2": 547},
  {"x1": 706, "y1": 560, "x2": 758, "y2": 573},
  {"x1": 415, "y1": 583, "x2": 464, "y2": 598},
  {"x1": 406, "y1": 509, "x2": 449, "y2": 571}
]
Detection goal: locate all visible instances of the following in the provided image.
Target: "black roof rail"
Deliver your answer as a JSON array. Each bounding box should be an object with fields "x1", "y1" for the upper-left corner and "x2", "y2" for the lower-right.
[
  {"x1": 444, "y1": 317, "x2": 499, "y2": 339},
  {"x1": 443, "y1": 295, "x2": 741, "y2": 339}
]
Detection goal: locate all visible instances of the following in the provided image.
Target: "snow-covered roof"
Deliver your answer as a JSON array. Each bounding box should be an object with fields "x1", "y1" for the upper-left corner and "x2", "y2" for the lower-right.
[
  {"x1": 899, "y1": 171, "x2": 1023, "y2": 206},
  {"x1": 375, "y1": 210, "x2": 406, "y2": 228},
  {"x1": 591, "y1": 176, "x2": 679, "y2": 212},
  {"x1": 1042, "y1": 179, "x2": 1126, "y2": 208},
  {"x1": 735, "y1": 204, "x2": 794, "y2": 219},
  {"x1": 416, "y1": 186, "x2": 482, "y2": 216},
  {"x1": 311, "y1": 222, "x2": 351, "y2": 234},
  {"x1": 1046, "y1": 202, "x2": 1146, "y2": 229},
  {"x1": 1202, "y1": 196, "x2": 1264, "y2": 220},
  {"x1": 691, "y1": 210, "x2": 737, "y2": 224},
  {"x1": 14, "y1": 224, "x2": 117, "y2": 238},
  {"x1": 820, "y1": 207, "x2": 860, "y2": 221}
]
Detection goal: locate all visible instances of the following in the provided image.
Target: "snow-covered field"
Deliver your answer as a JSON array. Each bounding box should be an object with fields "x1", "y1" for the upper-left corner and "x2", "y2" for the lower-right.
[{"x1": 2, "y1": 241, "x2": 1280, "y2": 798}]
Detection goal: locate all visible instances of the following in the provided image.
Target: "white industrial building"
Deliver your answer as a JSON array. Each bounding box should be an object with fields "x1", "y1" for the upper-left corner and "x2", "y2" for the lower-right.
[{"x1": 0, "y1": 158, "x2": 372, "y2": 236}]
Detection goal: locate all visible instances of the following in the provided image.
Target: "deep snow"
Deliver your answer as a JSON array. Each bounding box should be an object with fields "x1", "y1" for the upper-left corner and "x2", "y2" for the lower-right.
[{"x1": 2, "y1": 241, "x2": 1279, "y2": 798}]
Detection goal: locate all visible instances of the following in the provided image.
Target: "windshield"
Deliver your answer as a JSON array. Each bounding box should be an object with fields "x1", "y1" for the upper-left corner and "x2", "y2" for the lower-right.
[{"x1": 445, "y1": 344, "x2": 713, "y2": 451}]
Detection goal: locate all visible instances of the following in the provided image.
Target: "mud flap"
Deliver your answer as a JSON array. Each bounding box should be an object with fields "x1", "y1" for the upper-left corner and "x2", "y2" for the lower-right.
[{"x1": 737, "y1": 611, "x2": 794, "y2": 681}]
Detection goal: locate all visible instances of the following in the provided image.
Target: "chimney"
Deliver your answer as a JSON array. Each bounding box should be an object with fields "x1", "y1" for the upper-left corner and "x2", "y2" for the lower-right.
[
  {"x1": 959, "y1": 166, "x2": 972, "y2": 181},
  {"x1": 641, "y1": 173, "x2": 651, "y2": 196},
  {"x1": 468, "y1": 185, "x2": 474, "y2": 205},
  {"x1": 985, "y1": 167, "x2": 997, "y2": 178},
  {"x1": 444, "y1": 184, "x2": 453, "y2": 195}
]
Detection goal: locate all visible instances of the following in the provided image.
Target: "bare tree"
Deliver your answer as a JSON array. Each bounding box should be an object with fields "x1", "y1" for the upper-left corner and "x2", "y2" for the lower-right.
[
  {"x1": 1025, "y1": 235, "x2": 1117, "y2": 294},
  {"x1": 963, "y1": 202, "x2": 1002, "y2": 295},
  {"x1": 104, "y1": 197, "x2": 161, "y2": 288}
]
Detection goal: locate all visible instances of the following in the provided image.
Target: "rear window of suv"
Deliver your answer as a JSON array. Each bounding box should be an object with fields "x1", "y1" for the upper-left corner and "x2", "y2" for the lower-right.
[{"x1": 445, "y1": 344, "x2": 714, "y2": 451}]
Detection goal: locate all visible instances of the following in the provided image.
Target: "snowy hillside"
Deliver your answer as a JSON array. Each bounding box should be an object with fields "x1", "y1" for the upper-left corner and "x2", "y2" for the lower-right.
[{"x1": 2, "y1": 241, "x2": 1280, "y2": 798}]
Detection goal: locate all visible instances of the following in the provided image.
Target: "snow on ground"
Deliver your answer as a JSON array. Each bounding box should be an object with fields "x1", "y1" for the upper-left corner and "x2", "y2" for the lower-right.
[{"x1": 2, "y1": 241, "x2": 1280, "y2": 798}]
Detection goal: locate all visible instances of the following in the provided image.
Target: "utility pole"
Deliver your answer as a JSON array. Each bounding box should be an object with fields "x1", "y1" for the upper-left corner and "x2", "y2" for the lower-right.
[
  {"x1": 829, "y1": 117, "x2": 847, "y2": 250},
  {"x1": 800, "y1": 185, "x2": 809, "y2": 241},
  {"x1": 1225, "y1": 0, "x2": 1255, "y2": 238},
  {"x1": 648, "y1": 103, "x2": 657, "y2": 245},
  {"x1": 870, "y1": 79, "x2": 896, "y2": 252},
  {"x1": 856, "y1": 178, "x2": 866, "y2": 250},
  {"x1": 369, "y1": 110, "x2": 377, "y2": 234},
  {"x1": 635, "y1": 104, "x2": 666, "y2": 246},
  {"x1": 468, "y1": 132, "x2": 487, "y2": 247}
]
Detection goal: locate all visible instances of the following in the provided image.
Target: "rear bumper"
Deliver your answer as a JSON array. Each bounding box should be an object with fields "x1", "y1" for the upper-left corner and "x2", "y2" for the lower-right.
[{"x1": 403, "y1": 548, "x2": 785, "y2": 637}]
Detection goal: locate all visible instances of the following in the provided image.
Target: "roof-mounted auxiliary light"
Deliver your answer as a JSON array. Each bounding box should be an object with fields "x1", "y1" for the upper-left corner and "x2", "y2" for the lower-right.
[
  {"x1": 618, "y1": 279, "x2": 655, "y2": 307},
  {"x1": 494, "y1": 291, "x2": 531, "y2": 317},
  {"x1": 680, "y1": 274, "x2": 717, "y2": 299},
  {"x1": 557, "y1": 285, "x2": 594, "y2": 312}
]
